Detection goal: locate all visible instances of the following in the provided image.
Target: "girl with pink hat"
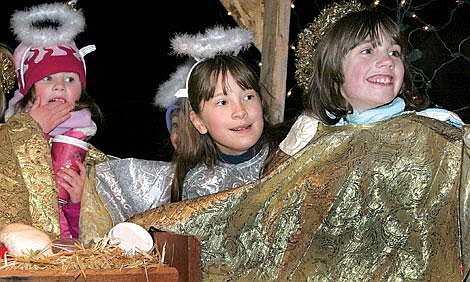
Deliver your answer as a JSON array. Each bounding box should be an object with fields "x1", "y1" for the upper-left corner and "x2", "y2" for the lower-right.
[{"x1": 0, "y1": 2, "x2": 107, "y2": 242}]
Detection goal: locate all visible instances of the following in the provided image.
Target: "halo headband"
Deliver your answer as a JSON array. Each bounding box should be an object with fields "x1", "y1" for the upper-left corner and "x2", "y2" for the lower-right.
[
  {"x1": 295, "y1": 0, "x2": 367, "y2": 92},
  {"x1": 11, "y1": 2, "x2": 95, "y2": 94},
  {"x1": 170, "y1": 26, "x2": 253, "y2": 100},
  {"x1": 174, "y1": 59, "x2": 205, "y2": 99}
]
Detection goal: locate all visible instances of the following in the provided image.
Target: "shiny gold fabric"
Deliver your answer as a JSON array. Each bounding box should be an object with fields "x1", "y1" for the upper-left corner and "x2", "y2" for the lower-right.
[
  {"x1": 130, "y1": 114, "x2": 468, "y2": 281},
  {"x1": 0, "y1": 113, "x2": 112, "y2": 241},
  {"x1": 0, "y1": 44, "x2": 15, "y2": 96},
  {"x1": 79, "y1": 145, "x2": 113, "y2": 243},
  {"x1": 0, "y1": 113, "x2": 60, "y2": 237}
]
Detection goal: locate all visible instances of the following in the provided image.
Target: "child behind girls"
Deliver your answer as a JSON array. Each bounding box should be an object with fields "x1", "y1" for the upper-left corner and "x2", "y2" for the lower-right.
[{"x1": 0, "y1": 2, "x2": 103, "y2": 240}]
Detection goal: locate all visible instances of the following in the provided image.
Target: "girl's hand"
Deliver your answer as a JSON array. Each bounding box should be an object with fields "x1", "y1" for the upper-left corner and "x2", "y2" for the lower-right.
[
  {"x1": 55, "y1": 161, "x2": 86, "y2": 204},
  {"x1": 29, "y1": 96, "x2": 74, "y2": 134}
]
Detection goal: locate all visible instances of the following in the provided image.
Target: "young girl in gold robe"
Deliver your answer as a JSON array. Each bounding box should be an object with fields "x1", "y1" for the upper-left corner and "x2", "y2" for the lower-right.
[{"x1": 129, "y1": 1, "x2": 470, "y2": 280}]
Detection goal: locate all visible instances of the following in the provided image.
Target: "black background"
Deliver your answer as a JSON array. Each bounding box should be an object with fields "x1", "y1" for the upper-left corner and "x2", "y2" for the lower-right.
[{"x1": 2, "y1": 0, "x2": 469, "y2": 161}]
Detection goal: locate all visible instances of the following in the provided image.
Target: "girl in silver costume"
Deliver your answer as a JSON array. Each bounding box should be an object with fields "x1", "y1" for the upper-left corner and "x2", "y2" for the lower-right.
[{"x1": 95, "y1": 26, "x2": 287, "y2": 223}]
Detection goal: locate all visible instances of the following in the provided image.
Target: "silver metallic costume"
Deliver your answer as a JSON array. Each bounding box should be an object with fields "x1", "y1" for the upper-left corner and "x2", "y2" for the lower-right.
[
  {"x1": 95, "y1": 158, "x2": 174, "y2": 224},
  {"x1": 94, "y1": 144, "x2": 269, "y2": 223},
  {"x1": 183, "y1": 144, "x2": 269, "y2": 199}
]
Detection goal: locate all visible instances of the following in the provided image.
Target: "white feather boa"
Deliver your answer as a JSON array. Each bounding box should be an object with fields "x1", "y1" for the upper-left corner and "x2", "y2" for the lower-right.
[
  {"x1": 11, "y1": 2, "x2": 85, "y2": 47},
  {"x1": 170, "y1": 25, "x2": 253, "y2": 60},
  {"x1": 154, "y1": 63, "x2": 193, "y2": 108}
]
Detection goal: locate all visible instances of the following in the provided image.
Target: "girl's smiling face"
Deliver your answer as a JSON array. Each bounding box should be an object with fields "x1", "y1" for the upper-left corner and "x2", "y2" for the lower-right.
[
  {"x1": 33, "y1": 72, "x2": 82, "y2": 106},
  {"x1": 190, "y1": 71, "x2": 264, "y2": 156},
  {"x1": 340, "y1": 32, "x2": 404, "y2": 113}
]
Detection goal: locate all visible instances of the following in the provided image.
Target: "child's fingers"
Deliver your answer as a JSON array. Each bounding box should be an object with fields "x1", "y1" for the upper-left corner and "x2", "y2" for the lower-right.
[
  {"x1": 47, "y1": 102, "x2": 73, "y2": 122},
  {"x1": 75, "y1": 160, "x2": 87, "y2": 178},
  {"x1": 56, "y1": 169, "x2": 77, "y2": 186},
  {"x1": 57, "y1": 167, "x2": 84, "y2": 203}
]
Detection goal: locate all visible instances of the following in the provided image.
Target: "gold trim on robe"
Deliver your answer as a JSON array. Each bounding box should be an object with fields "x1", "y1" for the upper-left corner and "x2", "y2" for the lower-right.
[
  {"x1": 0, "y1": 113, "x2": 60, "y2": 237},
  {"x1": 130, "y1": 114, "x2": 468, "y2": 281},
  {"x1": 0, "y1": 113, "x2": 113, "y2": 241}
]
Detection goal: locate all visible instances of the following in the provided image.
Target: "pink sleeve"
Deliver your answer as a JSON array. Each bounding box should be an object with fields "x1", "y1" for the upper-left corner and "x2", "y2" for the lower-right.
[{"x1": 61, "y1": 202, "x2": 81, "y2": 239}]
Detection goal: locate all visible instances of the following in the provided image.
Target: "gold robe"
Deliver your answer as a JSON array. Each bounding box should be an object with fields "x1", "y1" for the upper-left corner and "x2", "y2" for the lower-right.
[
  {"x1": 0, "y1": 113, "x2": 113, "y2": 242},
  {"x1": 130, "y1": 114, "x2": 470, "y2": 281}
]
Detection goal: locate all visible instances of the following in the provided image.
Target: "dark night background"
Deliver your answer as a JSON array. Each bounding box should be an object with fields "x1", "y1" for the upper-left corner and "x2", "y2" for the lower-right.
[{"x1": 1, "y1": 0, "x2": 469, "y2": 161}]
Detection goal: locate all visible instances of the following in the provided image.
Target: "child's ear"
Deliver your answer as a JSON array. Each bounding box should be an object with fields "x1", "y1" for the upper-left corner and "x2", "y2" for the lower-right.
[{"x1": 189, "y1": 111, "x2": 208, "y2": 134}]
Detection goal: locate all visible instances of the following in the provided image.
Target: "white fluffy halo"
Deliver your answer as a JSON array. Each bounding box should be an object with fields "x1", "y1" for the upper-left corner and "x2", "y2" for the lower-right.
[
  {"x1": 170, "y1": 25, "x2": 253, "y2": 60},
  {"x1": 154, "y1": 63, "x2": 193, "y2": 108},
  {"x1": 11, "y1": 3, "x2": 85, "y2": 47}
]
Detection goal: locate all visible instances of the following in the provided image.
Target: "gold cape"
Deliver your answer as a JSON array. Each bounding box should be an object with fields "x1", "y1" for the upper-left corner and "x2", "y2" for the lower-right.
[
  {"x1": 130, "y1": 114, "x2": 470, "y2": 281},
  {"x1": 0, "y1": 113, "x2": 113, "y2": 242}
]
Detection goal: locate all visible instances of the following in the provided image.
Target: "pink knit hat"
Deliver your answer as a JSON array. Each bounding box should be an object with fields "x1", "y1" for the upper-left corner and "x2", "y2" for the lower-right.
[
  {"x1": 14, "y1": 42, "x2": 86, "y2": 95},
  {"x1": 11, "y1": 2, "x2": 94, "y2": 95}
]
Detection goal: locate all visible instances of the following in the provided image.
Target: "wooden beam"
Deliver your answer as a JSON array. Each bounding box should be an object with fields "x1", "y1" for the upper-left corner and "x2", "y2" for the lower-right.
[
  {"x1": 218, "y1": 0, "x2": 291, "y2": 124},
  {"x1": 259, "y1": 0, "x2": 290, "y2": 124},
  {"x1": 218, "y1": 0, "x2": 264, "y2": 50}
]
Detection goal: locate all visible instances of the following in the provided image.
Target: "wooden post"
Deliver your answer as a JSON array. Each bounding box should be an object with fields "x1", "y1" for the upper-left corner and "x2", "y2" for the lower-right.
[
  {"x1": 219, "y1": 0, "x2": 291, "y2": 124},
  {"x1": 259, "y1": 0, "x2": 290, "y2": 124},
  {"x1": 218, "y1": 0, "x2": 264, "y2": 50}
]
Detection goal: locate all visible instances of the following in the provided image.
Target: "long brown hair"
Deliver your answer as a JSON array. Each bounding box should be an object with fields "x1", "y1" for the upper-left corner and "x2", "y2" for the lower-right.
[
  {"x1": 306, "y1": 9, "x2": 428, "y2": 125},
  {"x1": 171, "y1": 55, "x2": 281, "y2": 202}
]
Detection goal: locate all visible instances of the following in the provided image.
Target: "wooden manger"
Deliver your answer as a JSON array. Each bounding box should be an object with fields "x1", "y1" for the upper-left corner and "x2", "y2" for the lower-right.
[{"x1": 0, "y1": 231, "x2": 200, "y2": 282}]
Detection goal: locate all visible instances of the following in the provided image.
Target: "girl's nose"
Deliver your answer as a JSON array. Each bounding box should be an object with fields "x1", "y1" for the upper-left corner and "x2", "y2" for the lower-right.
[
  {"x1": 53, "y1": 79, "x2": 65, "y2": 91},
  {"x1": 376, "y1": 53, "x2": 394, "y2": 70},
  {"x1": 232, "y1": 102, "x2": 247, "y2": 119}
]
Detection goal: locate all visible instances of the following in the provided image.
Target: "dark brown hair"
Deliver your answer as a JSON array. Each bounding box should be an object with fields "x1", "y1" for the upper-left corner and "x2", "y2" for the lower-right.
[
  {"x1": 171, "y1": 55, "x2": 281, "y2": 202},
  {"x1": 306, "y1": 9, "x2": 428, "y2": 124}
]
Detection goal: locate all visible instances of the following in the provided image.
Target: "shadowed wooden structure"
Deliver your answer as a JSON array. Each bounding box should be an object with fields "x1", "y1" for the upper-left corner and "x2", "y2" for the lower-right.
[{"x1": 219, "y1": 0, "x2": 291, "y2": 125}]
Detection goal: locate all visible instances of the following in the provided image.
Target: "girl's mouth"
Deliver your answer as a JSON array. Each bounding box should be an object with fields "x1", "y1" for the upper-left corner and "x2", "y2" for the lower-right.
[
  {"x1": 231, "y1": 124, "x2": 252, "y2": 132},
  {"x1": 367, "y1": 75, "x2": 393, "y2": 86},
  {"x1": 49, "y1": 98, "x2": 66, "y2": 103}
]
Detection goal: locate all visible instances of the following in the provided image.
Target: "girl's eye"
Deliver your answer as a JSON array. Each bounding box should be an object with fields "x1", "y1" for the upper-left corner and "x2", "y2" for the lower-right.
[
  {"x1": 42, "y1": 76, "x2": 52, "y2": 81},
  {"x1": 244, "y1": 94, "x2": 254, "y2": 101},
  {"x1": 216, "y1": 100, "x2": 226, "y2": 106},
  {"x1": 390, "y1": 50, "x2": 401, "y2": 57},
  {"x1": 242, "y1": 90, "x2": 258, "y2": 101},
  {"x1": 360, "y1": 48, "x2": 372, "y2": 54},
  {"x1": 65, "y1": 77, "x2": 75, "y2": 83}
]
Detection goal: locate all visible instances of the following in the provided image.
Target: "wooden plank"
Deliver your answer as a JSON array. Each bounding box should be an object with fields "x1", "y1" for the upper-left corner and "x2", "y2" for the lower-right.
[
  {"x1": 152, "y1": 231, "x2": 201, "y2": 282},
  {"x1": 0, "y1": 267, "x2": 178, "y2": 281},
  {"x1": 218, "y1": 0, "x2": 264, "y2": 50},
  {"x1": 259, "y1": 0, "x2": 291, "y2": 124}
]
